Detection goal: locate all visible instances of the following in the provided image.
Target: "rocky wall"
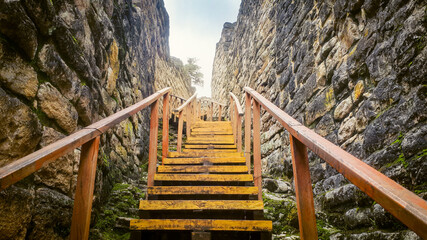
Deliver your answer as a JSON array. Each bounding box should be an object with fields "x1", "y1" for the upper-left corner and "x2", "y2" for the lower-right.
[
  {"x1": 212, "y1": 0, "x2": 426, "y2": 238},
  {"x1": 0, "y1": 0, "x2": 192, "y2": 239}
]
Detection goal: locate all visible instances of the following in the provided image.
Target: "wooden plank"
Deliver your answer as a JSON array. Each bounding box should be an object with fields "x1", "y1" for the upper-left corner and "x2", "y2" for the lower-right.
[
  {"x1": 252, "y1": 100, "x2": 262, "y2": 200},
  {"x1": 154, "y1": 174, "x2": 253, "y2": 182},
  {"x1": 147, "y1": 100, "x2": 159, "y2": 187},
  {"x1": 186, "y1": 139, "x2": 235, "y2": 145},
  {"x1": 161, "y1": 93, "x2": 170, "y2": 160},
  {"x1": 177, "y1": 111, "x2": 184, "y2": 152},
  {"x1": 244, "y1": 93, "x2": 251, "y2": 173},
  {"x1": 184, "y1": 144, "x2": 237, "y2": 149},
  {"x1": 162, "y1": 157, "x2": 246, "y2": 165},
  {"x1": 182, "y1": 149, "x2": 237, "y2": 153},
  {"x1": 148, "y1": 186, "x2": 259, "y2": 195},
  {"x1": 139, "y1": 200, "x2": 264, "y2": 210},
  {"x1": 290, "y1": 135, "x2": 318, "y2": 239},
  {"x1": 157, "y1": 165, "x2": 248, "y2": 173},
  {"x1": 70, "y1": 137, "x2": 100, "y2": 240},
  {"x1": 167, "y1": 152, "x2": 243, "y2": 158},
  {"x1": 130, "y1": 219, "x2": 272, "y2": 232}
]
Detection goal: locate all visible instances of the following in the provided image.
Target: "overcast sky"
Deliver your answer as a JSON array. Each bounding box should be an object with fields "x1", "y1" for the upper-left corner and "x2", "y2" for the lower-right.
[{"x1": 163, "y1": 0, "x2": 241, "y2": 97}]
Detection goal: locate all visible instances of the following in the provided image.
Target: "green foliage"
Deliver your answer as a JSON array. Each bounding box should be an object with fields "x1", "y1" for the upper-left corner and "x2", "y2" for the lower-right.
[
  {"x1": 390, "y1": 132, "x2": 403, "y2": 146},
  {"x1": 263, "y1": 193, "x2": 298, "y2": 235},
  {"x1": 317, "y1": 219, "x2": 340, "y2": 240},
  {"x1": 184, "y1": 58, "x2": 204, "y2": 87},
  {"x1": 396, "y1": 153, "x2": 408, "y2": 168}
]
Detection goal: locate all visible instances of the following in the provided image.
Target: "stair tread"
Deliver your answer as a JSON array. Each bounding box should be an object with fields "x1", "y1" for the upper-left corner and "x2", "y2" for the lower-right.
[
  {"x1": 157, "y1": 165, "x2": 248, "y2": 173},
  {"x1": 129, "y1": 219, "x2": 272, "y2": 231},
  {"x1": 162, "y1": 157, "x2": 246, "y2": 164},
  {"x1": 168, "y1": 152, "x2": 243, "y2": 158},
  {"x1": 182, "y1": 148, "x2": 237, "y2": 153},
  {"x1": 154, "y1": 174, "x2": 253, "y2": 182},
  {"x1": 139, "y1": 200, "x2": 264, "y2": 210},
  {"x1": 184, "y1": 144, "x2": 236, "y2": 149},
  {"x1": 147, "y1": 186, "x2": 259, "y2": 195}
]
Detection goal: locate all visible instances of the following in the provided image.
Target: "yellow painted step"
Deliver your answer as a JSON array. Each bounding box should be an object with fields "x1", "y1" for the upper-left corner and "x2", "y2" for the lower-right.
[
  {"x1": 186, "y1": 139, "x2": 235, "y2": 144},
  {"x1": 147, "y1": 186, "x2": 259, "y2": 195},
  {"x1": 184, "y1": 144, "x2": 237, "y2": 149},
  {"x1": 139, "y1": 200, "x2": 264, "y2": 211},
  {"x1": 157, "y1": 165, "x2": 248, "y2": 173},
  {"x1": 154, "y1": 174, "x2": 253, "y2": 182},
  {"x1": 168, "y1": 152, "x2": 243, "y2": 158},
  {"x1": 130, "y1": 219, "x2": 272, "y2": 232},
  {"x1": 182, "y1": 148, "x2": 237, "y2": 153},
  {"x1": 162, "y1": 157, "x2": 246, "y2": 165}
]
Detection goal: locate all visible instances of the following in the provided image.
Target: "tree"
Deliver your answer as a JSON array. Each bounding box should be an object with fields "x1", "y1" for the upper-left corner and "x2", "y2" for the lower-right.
[{"x1": 184, "y1": 58, "x2": 204, "y2": 87}]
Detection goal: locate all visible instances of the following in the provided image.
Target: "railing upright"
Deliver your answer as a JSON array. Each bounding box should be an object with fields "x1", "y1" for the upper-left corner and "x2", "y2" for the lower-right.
[
  {"x1": 70, "y1": 136, "x2": 100, "y2": 240},
  {"x1": 252, "y1": 99, "x2": 262, "y2": 200},
  {"x1": 147, "y1": 99, "x2": 159, "y2": 187},
  {"x1": 174, "y1": 93, "x2": 197, "y2": 152},
  {"x1": 218, "y1": 105, "x2": 222, "y2": 121},
  {"x1": 244, "y1": 93, "x2": 251, "y2": 173},
  {"x1": 161, "y1": 93, "x2": 170, "y2": 161}
]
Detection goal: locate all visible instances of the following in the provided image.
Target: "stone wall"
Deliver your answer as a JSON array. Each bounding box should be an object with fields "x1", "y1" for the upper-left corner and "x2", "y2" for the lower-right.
[
  {"x1": 212, "y1": 0, "x2": 426, "y2": 238},
  {"x1": 0, "y1": 0, "x2": 192, "y2": 239}
]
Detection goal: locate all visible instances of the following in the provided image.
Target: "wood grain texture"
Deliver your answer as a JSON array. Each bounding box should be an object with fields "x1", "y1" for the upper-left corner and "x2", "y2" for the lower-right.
[
  {"x1": 167, "y1": 152, "x2": 243, "y2": 158},
  {"x1": 139, "y1": 200, "x2": 264, "y2": 210},
  {"x1": 252, "y1": 100, "x2": 262, "y2": 200},
  {"x1": 162, "y1": 157, "x2": 246, "y2": 165},
  {"x1": 130, "y1": 219, "x2": 272, "y2": 231},
  {"x1": 157, "y1": 165, "x2": 248, "y2": 173},
  {"x1": 154, "y1": 174, "x2": 253, "y2": 182},
  {"x1": 147, "y1": 186, "x2": 259, "y2": 195},
  {"x1": 147, "y1": 100, "x2": 159, "y2": 187},
  {"x1": 161, "y1": 93, "x2": 170, "y2": 161},
  {"x1": 70, "y1": 137, "x2": 100, "y2": 240}
]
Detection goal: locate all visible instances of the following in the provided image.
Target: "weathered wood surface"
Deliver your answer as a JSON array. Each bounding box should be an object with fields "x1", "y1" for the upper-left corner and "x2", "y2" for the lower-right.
[
  {"x1": 147, "y1": 186, "x2": 259, "y2": 195},
  {"x1": 183, "y1": 144, "x2": 237, "y2": 149},
  {"x1": 139, "y1": 200, "x2": 264, "y2": 210},
  {"x1": 130, "y1": 219, "x2": 272, "y2": 231},
  {"x1": 70, "y1": 137, "x2": 100, "y2": 240},
  {"x1": 147, "y1": 100, "x2": 159, "y2": 187},
  {"x1": 162, "y1": 157, "x2": 246, "y2": 165},
  {"x1": 167, "y1": 152, "x2": 243, "y2": 158},
  {"x1": 161, "y1": 93, "x2": 170, "y2": 160},
  {"x1": 154, "y1": 174, "x2": 253, "y2": 182},
  {"x1": 157, "y1": 165, "x2": 248, "y2": 173}
]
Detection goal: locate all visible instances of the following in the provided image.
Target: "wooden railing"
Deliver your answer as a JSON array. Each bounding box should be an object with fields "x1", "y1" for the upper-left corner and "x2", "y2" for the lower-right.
[
  {"x1": 229, "y1": 92, "x2": 243, "y2": 153},
  {"x1": 199, "y1": 98, "x2": 226, "y2": 121},
  {"x1": 231, "y1": 87, "x2": 427, "y2": 239},
  {"x1": 0, "y1": 87, "x2": 172, "y2": 240},
  {"x1": 174, "y1": 93, "x2": 197, "y2": 152}
]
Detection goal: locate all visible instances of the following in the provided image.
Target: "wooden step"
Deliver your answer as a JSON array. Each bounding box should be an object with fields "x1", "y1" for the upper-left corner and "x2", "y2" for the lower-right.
[
  {"x1": 139, "y1": 200, "x2": 264, "y2": 211},
  {"x1": 186, "y1": 139, "x2": 235, "y2": 144},
  {"x1": 147, "y1": 186, "x2": 259, "y2": 195},
  {"x1": 168, "y1": 152, "x2": 243, "y2": 158},
  {"x1": 184, "y1": 144, "x2": 237, "y2": 149},
  {"x1": 157, "y1": 165, "x2": 248, "y2": 173},
  {"x1": 182, "y1": 148, "x2": 237, "y2": 153},
  {"x1": 130, "y1": 219, "x2": 272, "y2": 232},
  {"x1": 162, "y1": 157, "x2": 246, "y2": 165},
  {"x1": 154, "y1": 174, "x2": 253, "y2": 182}
]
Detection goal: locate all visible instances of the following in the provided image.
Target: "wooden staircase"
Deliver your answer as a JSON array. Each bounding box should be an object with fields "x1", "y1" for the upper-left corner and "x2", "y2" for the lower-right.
[{"x1": 130, "y1": 120, "x2": 272, "y2": 239}]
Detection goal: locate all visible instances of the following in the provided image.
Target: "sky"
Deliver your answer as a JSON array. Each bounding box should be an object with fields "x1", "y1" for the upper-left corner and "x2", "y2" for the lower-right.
[{"x1": 163, "y1": 0, "x2": 241, "y2": 97}]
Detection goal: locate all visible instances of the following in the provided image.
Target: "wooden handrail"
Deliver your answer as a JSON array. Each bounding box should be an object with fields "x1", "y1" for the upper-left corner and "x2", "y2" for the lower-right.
[
  {"x1": 229, "y1": 92, "x2": 243, "y2": 152},
  {"x1": 229, "y1": 92, "x2": 243, "y2": 116},
  {"x1": 175, "y1": 93, "x2": 197, "y2": 152},
  {"x1": 244, "y1": 87, "x2": 427, "y2": 239},
  {"x1": 174, "y1": 93, "x2": 197, "y2": 112},
  {"x1": 0, "y1": 87, "x2": 171, "y2": 240}
]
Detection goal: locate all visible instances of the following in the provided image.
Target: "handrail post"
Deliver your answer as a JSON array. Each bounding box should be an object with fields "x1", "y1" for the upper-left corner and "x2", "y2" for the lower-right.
[
  {"x1": 147, "y1": 100, "x2": 159, "y2": 187},
  {"x1": 193, "y1": 99, "x2": 197, "y2": 123},
  {"x1": 198, "y1": 101, "x2": 201, "y2": 119},
  {"x1": 218, "y1": 105, "x2": 222, "y2": 121},
  {"x1": 186, "y1": 104, "x2": 191, "y2": 137},
  {"x1": 177, "y1": 111, "x2": 184, "y2": 152},
  {"x1": 234, "y1": 105, "x2": 238, "y2": 146},
  {"x1": 244, "y1": 93, "x2": 251, "y2": 173},
  {"x1": 237, "y1": 114, "x2": 242, "y2": 152},
  {"x1": 70, "y1": 136, "x2": 100, "y2": 240},
  {"x1": 290, "y1": 135, "x2": 318, "y2": 239},
  {"x1": 252, "y1": 100, "x2": 262, "y2": 200},
  {"x1": 161, "y1": 93, "x2": 170, "y2": 161}
]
